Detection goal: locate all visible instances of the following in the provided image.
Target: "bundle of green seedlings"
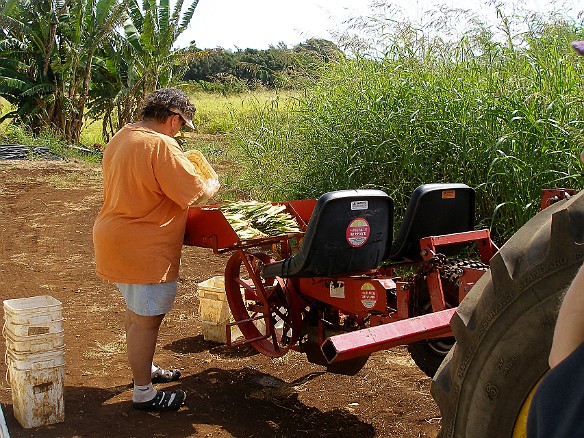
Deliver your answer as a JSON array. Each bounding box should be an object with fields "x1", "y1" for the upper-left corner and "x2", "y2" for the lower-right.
[{"x1": 221, "y1": 201, "x2": 301, "y2": 240}]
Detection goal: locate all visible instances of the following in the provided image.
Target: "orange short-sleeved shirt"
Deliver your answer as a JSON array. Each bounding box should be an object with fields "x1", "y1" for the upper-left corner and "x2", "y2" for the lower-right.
[{"x1": 93, "y1": 124, "x2": 204, "y2": 283}]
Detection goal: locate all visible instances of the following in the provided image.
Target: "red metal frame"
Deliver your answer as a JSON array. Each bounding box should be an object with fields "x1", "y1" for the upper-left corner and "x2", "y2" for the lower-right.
[
  {"x1": 300, "y1": 228, "x2": 496, "y2": 363},
  {"x1": 185, "y1": 187, "x2": 583, "y2": 368},
  {"x1": 321, "y1": 308, "x2": 457, "y2": 363},
  {"x1": 296, "y1": 277, "x2": 389, "y2": 316},
  {"x1": 415, "y1": 229, "x2": 497, "y2": 314},
  {"x1": 317, "y1": 188, "x2": 577, "y2": 365},
  {"x1": 540, "y1": 188, "x2": 575, "y2": 211},
  {"x1": 419, "y1": 229, "x2": 498, "y2": 264},
  {"x1": 184, "y1": 198, "x2": 316, "y2": 253}
]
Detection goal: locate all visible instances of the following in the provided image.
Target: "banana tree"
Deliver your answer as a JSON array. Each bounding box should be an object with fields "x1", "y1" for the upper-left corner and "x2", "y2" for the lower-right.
[
  {"x1": 0, "y1": 0, "x2": 63, "y2": 131},
  {"x1": 87, "y1": 31, "x2": 140, "y2": 141},
  {"x1": 122, "y1": 0, "x2": 200, "y2": 94},
  {"x1": 59, "y1": 0, "x2": 126, "y2": 143},
  {"x1": 87, "y1": 0, "x2": 201, "y2": 140},
  {"x1": 0, "y1": 0, "x2": 125, "y2": 143}
]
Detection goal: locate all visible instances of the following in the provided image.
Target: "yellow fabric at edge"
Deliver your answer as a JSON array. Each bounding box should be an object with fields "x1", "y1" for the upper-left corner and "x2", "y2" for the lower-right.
[{"x1": 93, "y1": 125, "x2": 205, "y2": 284}]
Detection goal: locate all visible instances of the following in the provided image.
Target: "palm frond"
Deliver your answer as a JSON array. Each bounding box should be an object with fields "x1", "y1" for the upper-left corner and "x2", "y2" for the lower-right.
[
  {"x1": 0, "y1": 13, "x2": 28, "y2": 38},
  {"x1": 124, "y1": 22, "x2": 145, "y2": 55},
  {"x1": 140, "y1": 7, "x2": 156, "y2": 54},
  {"x1": 159, "y1": 0, "x2": 170, "y2": 38},
  {"x1": 0, "y1": 76, "x2": 29, "y2": 92},
  {"x1": 123, "y1": 0, "x2": 144, "y2": 30},
  {"x1": 93, "y1": 1, "x2": 127, "y2": 46},
  {"x1": 21, "y1": 82, "x2": 55, "y2": 98},
  {"x1": 178, "y1": 0, "x2": 199, "y2": 34},
  {"x1": 0, "y1": 62, "x2": 33, "y2": 81},
  {"x1": 0, "y1": 37, "x2": 27, "y2": 52}
]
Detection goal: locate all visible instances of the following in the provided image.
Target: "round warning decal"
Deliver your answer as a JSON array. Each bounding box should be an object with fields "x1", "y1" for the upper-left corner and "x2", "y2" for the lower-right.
[
  {"x1": 360, "y1": 283, "x2": 378, "y2": 309},
  {"x1": 346, "y1": 218, "x2": 370, "y2": 247}
]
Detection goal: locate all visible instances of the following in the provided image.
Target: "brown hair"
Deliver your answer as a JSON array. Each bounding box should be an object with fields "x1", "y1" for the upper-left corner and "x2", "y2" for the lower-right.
[{"x1": 139, "y1": 88, "x2": 196, "y2": 123}]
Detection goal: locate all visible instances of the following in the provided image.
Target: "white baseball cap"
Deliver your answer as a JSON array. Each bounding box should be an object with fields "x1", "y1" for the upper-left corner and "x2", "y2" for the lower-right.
[{"x1": 169, "y1": 107, "x2": 194, "y2": 130}]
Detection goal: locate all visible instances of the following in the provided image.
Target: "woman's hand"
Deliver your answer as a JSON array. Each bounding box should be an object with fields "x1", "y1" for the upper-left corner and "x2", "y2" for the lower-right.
[{"x1": 192, "y1": 179, "x2": 220, "y2": 206}]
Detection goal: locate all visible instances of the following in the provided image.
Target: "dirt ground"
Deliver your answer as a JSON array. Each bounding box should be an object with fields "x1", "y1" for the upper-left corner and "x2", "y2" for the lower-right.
[{"x1": 0, "y1": 160, "x2": 441, "y2": 438}]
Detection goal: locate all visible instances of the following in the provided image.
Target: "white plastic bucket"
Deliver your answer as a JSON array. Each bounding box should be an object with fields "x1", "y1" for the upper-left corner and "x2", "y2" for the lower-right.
[
  {"x1": 3, "y1": 319, "x2": 63, "y2": 338},
  {"x1": 6, "y1": 349, "x2": 65, "y2": 373},
  {"x1": 197, "y1": 277, "x2": 244, "y2": 343},
  {"x1": 5, "y1": 350, "x2": 64, "y2": 428},
  {"x1": 4, "y1": 328, "x2": 65, "y2": 354},
  {"x1": 3, "y1": 296, "x2": 62, "y2": 324}
]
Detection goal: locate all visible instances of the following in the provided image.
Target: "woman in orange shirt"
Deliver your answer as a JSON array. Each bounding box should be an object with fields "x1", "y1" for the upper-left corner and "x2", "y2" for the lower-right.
[{"x1": 93, "y1": 88, "x2": 219, "y2": 411}]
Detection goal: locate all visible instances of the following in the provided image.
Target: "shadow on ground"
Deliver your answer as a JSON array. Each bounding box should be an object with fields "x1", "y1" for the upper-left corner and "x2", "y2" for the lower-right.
[
  {"x1": 164, "y1": 334, "x2": 260, "y2": 360},
  {"x1": 3, "y1": 367, "x2": 376, "y2": 438}
]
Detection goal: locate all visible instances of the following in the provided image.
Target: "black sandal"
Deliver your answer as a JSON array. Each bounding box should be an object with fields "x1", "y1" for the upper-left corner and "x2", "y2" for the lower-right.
[
  {"x1": 151, "y1": 367, "x2": 181, "y2": 384},
  {"x1": 132, "y1": 389, "x2": 186, "y2": 412}
]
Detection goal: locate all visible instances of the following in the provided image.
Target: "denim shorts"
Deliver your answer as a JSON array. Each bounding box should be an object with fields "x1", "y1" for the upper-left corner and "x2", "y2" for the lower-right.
[{"x1": 116, "y1": 280, "x2": 178, "y2": 316}]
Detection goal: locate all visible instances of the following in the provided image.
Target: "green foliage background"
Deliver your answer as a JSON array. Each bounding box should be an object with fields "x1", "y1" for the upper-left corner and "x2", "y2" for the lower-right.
[
  {"x1": 3, "y1": 1, "x2": 584, "y2": 245},
  {"x1": 227, "y1": 17, "x2": 584, "y2": 243}
]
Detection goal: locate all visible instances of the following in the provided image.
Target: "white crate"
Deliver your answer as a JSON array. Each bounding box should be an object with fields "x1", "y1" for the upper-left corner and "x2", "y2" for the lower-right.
[
  {"x1": 199, "y1": 298, "x2": 231, "y2": 324},
  {"x1": 4, "y1": 328, "x2": 65, "y2": 353},
  {"x1": 3, "y1": 296, "x2": 62, "y2": 326},
  {"x1": 197, "y1": 276, "x2": 227, "y2": 301},
  {"x1": 197, "y1": 276, "x2": 231, "y2": 324},
  {"x1": 198, "y1": 276, "x2": 246, "y2": 343},
  {"x1": 6, "y1": 349, "x2": 64, "y2": 428},
  {"x1": 201, "y1": 319, "x2": 242, "y2": 344},
  {"x1": 4, "y1": 319, "x2": 63, "y2": 337}
]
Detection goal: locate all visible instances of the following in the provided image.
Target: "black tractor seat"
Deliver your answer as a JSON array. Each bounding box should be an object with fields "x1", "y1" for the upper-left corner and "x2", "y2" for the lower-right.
[
  {"x1": 386, "y1": 183, "x2": 476, "y2": 262},
  {"x1": 262, "y1": 189, "x2": 394, "y2": 278}
]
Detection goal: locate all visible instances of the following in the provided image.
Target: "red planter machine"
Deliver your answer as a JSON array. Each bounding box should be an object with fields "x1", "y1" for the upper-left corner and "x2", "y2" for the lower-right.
[{"x1": 184, "y1": 183, "x2": 501, "y2": 376}]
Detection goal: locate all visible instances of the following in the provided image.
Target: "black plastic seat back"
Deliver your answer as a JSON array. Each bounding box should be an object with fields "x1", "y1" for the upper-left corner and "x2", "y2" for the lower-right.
[
  {"x1": 262, "y1": 190, "x2": 393, "y2": 278},
  {"x1": 387, "y1": 183, "x2": 475, "y2": 261}
]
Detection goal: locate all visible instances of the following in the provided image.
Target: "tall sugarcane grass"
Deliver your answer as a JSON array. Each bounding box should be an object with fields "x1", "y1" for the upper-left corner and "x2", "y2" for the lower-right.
[{"x1": 228, "y1": 16, "x2": 584, "y2": 243}]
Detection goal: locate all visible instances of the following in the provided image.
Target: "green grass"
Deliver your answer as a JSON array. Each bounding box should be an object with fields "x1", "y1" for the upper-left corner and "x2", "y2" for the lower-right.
[
  {"x1": 0, "y1": 96, "x2": 12, "y2": 137},
  {"x1": 80, "y1": 119, "x2": 105, "y2": 147},
  {"x1": 178, "y1": 89, "x2": 301, "y2": 201},
  {"x1": 187, "y1": 89, "x2": 298, "y2": 135},
  {"x1": 226, "y1": 17, "x2": 584, "y2": 243}
]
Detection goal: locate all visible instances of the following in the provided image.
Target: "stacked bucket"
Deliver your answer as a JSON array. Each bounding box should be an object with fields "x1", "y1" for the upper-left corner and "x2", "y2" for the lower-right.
[
  {"x1": 197, "y1": 276, "x2": 241, "y2": 343},
  {"x1": 2, "y1": 296, "x2": 65, "y2": 428}
]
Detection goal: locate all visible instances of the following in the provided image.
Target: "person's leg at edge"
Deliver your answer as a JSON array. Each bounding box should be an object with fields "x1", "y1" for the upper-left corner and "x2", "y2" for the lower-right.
[
  {"x1": 125, "y1": 309, "x2": 164, "y2": 387},
  {"x1": 118, "y1": 282, "x2": 185, "y2": 409}
]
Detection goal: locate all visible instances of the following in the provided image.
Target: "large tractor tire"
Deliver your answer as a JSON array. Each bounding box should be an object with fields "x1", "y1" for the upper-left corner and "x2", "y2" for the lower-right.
[{"x1": 431, "y1": 191, "x2": 584, "y2": 437}]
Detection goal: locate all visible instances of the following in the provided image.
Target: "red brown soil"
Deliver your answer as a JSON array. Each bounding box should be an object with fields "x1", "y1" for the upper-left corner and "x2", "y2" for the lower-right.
[{"x1": 0, "y1": 160, "x2": 440, "y2": 437}]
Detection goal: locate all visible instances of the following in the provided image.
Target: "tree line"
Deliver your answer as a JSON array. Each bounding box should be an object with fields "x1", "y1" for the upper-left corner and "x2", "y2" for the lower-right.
[
  {"x1": 183, "y1": 39, "x2": 343, "y2": 90},
  {"x1": 0, "y1": 0, "x2": 204, "y2": 143},
  {"x1": 0, "y1": 0, "x2": 341, "y2": 144}
]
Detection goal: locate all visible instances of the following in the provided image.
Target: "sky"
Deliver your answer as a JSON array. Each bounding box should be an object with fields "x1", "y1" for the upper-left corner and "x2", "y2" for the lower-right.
[
  {"x1": 175, "y1": 0, "x2": 363, "y2": 49},
  {"x1": 174, "y1": 0, "x2": 583, "y2": 50}
]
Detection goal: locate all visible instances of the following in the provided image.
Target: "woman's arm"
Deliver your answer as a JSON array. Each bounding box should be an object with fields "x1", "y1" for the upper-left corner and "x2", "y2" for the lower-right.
[{"x1": 549, "y1": 262, "x2": 584, "y2": 367}]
